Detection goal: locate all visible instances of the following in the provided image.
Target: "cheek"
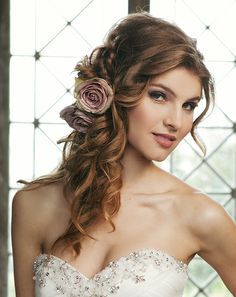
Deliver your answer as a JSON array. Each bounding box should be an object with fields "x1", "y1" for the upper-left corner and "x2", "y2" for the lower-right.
[
  {"x1": 181, "y1": 116, "x2": 194, "y2": 137},
  {"x1": 127, "y1": 103, "x2": 156, "y2": 133},
  {"x1": 126, "y1": 106, "x2": 148, "y2": 146}
]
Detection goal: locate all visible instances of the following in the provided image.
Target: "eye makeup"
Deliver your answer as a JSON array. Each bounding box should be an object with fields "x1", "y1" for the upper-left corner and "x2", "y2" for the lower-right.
[
  {"x1": 148, "y1": 90, "x2": 167, "y2": 101},
  {"x1": 149, "y1": 82, "x2": 202, "y2": 103}
]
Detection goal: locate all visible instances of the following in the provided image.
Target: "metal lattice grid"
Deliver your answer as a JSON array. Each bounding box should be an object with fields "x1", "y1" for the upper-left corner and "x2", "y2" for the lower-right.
[{"x1": 8, "y1": 0, "x2": 235, "y2": 296}]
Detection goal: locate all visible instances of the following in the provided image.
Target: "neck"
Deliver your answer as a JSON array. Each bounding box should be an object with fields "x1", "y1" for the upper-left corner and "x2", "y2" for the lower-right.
[{"x1": 120, "y1": 143, "x2": 161, "y2": 194}]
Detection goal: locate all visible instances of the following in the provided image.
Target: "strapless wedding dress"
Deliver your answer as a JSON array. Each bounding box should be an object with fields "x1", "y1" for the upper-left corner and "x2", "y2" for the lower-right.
[{"x1": 33, "y1": 249, "x2": 188, "y2": 297}]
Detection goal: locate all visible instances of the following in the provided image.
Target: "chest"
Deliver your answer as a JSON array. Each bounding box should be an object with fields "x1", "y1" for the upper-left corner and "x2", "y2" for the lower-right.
[
  {"x1": 45, "y1": 196, "x2": 181, "y2": 250},
  {"x1": 43, "y1": 197, "x2": 189, "y2": 278},
  {"x1": 34, "y1": 249, "x2": 189, "y2": 297}
]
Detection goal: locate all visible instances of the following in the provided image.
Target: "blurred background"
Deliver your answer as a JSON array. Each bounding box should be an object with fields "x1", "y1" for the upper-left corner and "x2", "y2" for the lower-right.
[{"x1": 0, "y1": 0, "x2": 235, "y2": 296}]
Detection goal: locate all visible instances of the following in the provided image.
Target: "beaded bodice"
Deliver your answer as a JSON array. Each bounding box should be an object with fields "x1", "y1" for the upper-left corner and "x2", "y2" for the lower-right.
[{"x1": 33, "y1": 249, "x2": 189, "y2": 297}]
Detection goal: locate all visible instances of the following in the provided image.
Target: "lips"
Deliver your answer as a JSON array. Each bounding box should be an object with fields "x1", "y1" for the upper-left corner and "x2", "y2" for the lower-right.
[{"x1": 152, "y1": 133, "x2": 176, "y2": 148}]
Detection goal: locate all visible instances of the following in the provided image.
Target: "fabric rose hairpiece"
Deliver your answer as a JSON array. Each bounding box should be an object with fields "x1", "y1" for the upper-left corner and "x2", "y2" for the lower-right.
[{"x1": 60, "y1": 77, "x2": 113, "y2": 133}]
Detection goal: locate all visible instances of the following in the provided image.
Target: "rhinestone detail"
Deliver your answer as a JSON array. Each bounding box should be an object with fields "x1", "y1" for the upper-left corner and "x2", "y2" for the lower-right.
[{"x1": 33, "y1": 249, "x2": 188, "y2": 296}]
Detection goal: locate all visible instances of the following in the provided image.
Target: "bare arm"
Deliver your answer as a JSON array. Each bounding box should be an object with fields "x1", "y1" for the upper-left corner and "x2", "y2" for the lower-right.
[
  {"x1": 12, "y1": 188, "x2": 45, "y2": 297},
  {"x1": 194, "y1": 194, "x2": 236, "y2": 295}
]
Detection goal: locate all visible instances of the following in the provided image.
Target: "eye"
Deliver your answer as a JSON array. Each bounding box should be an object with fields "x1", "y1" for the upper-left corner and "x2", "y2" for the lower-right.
[
  {"x1": 183, "y1": 102, "x2": 199, "y2": 111},
  {"x1": 148, "y1": 91, "x2": 167, "y2": 102}
]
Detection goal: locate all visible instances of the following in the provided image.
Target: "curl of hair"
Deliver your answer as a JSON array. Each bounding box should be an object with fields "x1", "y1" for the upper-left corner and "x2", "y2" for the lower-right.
[{"x1": 18, "y1": 12, "x2": 215, "y2": 256}]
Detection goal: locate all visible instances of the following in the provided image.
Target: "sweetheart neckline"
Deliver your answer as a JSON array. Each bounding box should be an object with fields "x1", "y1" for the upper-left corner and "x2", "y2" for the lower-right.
[{"x1": 34, "y1": 248, "x2": 189, "y2": 281}]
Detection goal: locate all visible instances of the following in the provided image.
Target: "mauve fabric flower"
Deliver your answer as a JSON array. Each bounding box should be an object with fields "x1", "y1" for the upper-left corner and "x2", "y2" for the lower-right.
[
  {"x1": 60, "y1": 105, "x2": 93, "y2": 133},
  {"x1": 74, "y1": 77, "x2": 113, "y2": 114}
]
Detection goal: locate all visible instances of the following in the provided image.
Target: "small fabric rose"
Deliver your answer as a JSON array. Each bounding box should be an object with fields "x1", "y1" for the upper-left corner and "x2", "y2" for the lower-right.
[
  {"x1": 60, "y1": 104, "x2": 93, "y2": 133},
  {"x1": 74, "y1": 77, "x2": 113, "y2": 114}
]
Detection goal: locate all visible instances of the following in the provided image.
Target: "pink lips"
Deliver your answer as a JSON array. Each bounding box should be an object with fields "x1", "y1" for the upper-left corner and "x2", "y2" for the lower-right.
[{"x1": 152, "y1": 133, "x2": 176, "y2": 149}]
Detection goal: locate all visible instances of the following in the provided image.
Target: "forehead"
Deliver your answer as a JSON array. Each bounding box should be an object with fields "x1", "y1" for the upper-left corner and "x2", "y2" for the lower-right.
[{"x1": 149, "y1": 67, "x2": 202, "y2": 98}]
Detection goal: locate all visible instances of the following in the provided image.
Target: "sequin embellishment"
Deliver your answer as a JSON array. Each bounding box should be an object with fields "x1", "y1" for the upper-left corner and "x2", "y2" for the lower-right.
[{"x1": 33, "y1": 249, "x2": 188, "y2": 296}]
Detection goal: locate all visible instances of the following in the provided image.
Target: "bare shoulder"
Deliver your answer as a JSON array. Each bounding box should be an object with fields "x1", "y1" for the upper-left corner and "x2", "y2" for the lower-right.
[
  {"x1": 12, "y1": 181, "x2": 68, "y2": 296},
  {"x1": 13, "y1": 181, "x2": 68, "y2": 219},
  {"x1": 186, "y1": 190, "x2": 235, "y2": 244},
  {"x1": 166, "y1": 173, "x2": 233, "y2": 236},
  {"x1": 13, "y1": 181, "x2": 65, "y2": 206},
  {"x1": 175, "y1": 182, "x2": 221, "y2": 212},
  {"x1": 177, "y1": 186, "x2": 233, "y2": 237},
  {"x1": 12, "y1": 182, "x2": 67, "y2": 246},
  {"x1": 175, "y1": 184, "x2": 236, "y2": 294},
  {"x1": 172, "y1": 178, "x2": 236, "y2": 250},
  {"x1": 171, "y1": 177, "x2": 230, "y2": 229}
]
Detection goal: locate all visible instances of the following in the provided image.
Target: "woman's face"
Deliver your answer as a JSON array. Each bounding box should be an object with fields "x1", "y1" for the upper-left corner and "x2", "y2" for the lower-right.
[{"x1": 126, "y1": 66, "x2": 202, "y2": 162}]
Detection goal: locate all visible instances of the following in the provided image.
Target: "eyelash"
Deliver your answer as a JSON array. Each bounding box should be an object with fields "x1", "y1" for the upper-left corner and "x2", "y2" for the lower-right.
[
  {"x1": 148, "y1": 91, "x2": 199, "y2": 111},
  {"x1": 149, "y1": 91, "x2": 167, "y2": 101},
  {"x1": 184, "y1": 102, "x2": 198, "y2": 111}
]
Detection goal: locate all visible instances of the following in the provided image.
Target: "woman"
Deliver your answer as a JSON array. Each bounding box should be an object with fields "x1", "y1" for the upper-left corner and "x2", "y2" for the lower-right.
[{"x1": 12, "y1": 13, "x2": 236, "y2": 297}]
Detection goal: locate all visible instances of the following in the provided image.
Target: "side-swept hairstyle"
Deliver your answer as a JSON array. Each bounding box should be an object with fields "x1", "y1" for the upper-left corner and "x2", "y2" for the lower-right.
[{"x1": 19, "y1": 13, "x2": 215, "y2": 255}]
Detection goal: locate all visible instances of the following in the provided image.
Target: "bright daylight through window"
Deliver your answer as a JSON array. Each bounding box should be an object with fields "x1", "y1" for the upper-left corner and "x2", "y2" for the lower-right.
[{"x1": 8, "y1": 0, "x2": 236, "y2": 296}]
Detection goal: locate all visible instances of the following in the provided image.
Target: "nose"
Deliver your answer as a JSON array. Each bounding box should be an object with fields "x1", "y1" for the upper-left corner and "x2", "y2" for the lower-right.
[{"x1": 163, "y1": 107, "x2": 182, "y2": 131}]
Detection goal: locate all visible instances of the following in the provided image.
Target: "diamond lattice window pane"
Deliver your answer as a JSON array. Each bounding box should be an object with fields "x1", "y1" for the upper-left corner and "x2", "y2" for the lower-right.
[
  {"x1": 72, "y1": 0, "x2": 128, "y2": 47},
  {"x1": 186, "y1": 162, "x2": 231, "y2": 192},
  {"x1": 39, "y1": 92, "x2": 74, "y2": 123},
  {"x1": 10, "y1": 0, "x2": 35, "y2": 54},
  {"x1": 35, "y1": 61, "x2": 67, "y2": 119},
  {"x1": 206, "y1": 61, "x2": 235, "y2": 84},
  {"x1": 198, "y1": 105, "x2": 233, "y2": 128},
  {"x1": 36, "y1": 0, "x2": 68, "y2": 52},
  {"x1": 172, "y1": 141, "x2": 203, "y2": 179},
  {"x1": 150, "y1": 0, "x2": 177, "y2": 21},
  {"x1": 207, "y1": 134, "x2": 236, "y2": 188},
  {"x1": 210, "y1": 1, "x2": 236, "y2": 55},
  {"x1": 197, "y1": 30, "x2": 235, "y2": 61},
  {"x1": 40, "y1": 57, "x2": 78, "y2": 88},
  {"x1": 8, "y1": 1, "x2": 235, "y2": 296},
  {"x1": 34, "y1": 125, "x2": 64, "y2": 177},
  {"x1": 10, "y1": 57, "x2": 35, "y2": 122},
  {"x1": 188, "y1": 258, "x2": 217, "y2": 288},
  {"x1": 49, "y1": 0, "x2": 95, "y2": 21},
  {"x1": 9, "y1": 123, "x2": 34, "y2": 188},
  {"x1": 40, "y1": 25, "x2": 92, "y2": 57},
  {"x1": 196, "y1": 128, "x2": 233, "y2": 157},
  {"x1": 180, "y1": 0, "x2": 234, "y2": 25},
  {"x1": 216, "y1": 68, "x2": 236, "y2": 121}
]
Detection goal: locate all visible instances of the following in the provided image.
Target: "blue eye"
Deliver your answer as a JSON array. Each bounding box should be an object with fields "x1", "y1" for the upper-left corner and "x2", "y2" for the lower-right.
[
  {"x1": 148, "y1": 91, "x2": 166, "y2": 101},
  {"x1": 184, "y1": 102, "x2": 198, "y2": 111}
]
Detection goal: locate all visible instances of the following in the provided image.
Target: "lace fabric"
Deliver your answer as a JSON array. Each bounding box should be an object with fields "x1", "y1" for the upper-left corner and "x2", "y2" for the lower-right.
[{"x1": 33, "y1": 249, "x2": 189, "y2": 297}]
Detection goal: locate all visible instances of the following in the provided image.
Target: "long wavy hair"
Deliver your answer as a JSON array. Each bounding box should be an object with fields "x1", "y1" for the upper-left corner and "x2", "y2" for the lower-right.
[{"x1": 19, "y1": 13, "x2": 215, "y2": 255}]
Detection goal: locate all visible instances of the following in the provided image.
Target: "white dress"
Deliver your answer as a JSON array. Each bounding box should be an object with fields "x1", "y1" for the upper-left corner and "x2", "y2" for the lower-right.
[{"x1": 33, "y1": 249, "x2": 188, "y2": 297}]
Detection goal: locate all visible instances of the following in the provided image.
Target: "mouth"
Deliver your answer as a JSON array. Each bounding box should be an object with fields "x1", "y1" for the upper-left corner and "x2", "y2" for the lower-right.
[{"x1": 152, "y1": 133, "x2": 176, "y2": 149}]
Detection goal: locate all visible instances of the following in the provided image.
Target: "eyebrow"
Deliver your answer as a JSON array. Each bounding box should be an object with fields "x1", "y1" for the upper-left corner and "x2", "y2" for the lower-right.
[{"x1": 149, "y1": 83, "x2": 202, "y2": 102}]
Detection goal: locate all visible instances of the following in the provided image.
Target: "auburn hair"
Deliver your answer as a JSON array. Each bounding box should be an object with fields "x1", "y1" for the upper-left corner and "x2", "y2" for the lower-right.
[{"x1": 18, "y1": 13, "x2": 215, "y2": 255}]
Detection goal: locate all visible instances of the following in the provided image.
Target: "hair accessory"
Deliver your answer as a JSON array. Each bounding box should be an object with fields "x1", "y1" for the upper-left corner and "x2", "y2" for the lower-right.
[
  {"x1": 59, "y1": 104, "x2": 93, "y2": 133},
  {"x1": 74, "y1": 77, "x2": 113, "y2": 114},
  {"x1": 60, "y1": 77, "x2": 114, "y2": 132}
]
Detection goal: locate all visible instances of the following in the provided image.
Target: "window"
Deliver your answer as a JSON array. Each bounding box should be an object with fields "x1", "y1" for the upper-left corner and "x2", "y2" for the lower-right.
[{"x1": 7, "y1": 1, "x2": 235, "y2": 296}]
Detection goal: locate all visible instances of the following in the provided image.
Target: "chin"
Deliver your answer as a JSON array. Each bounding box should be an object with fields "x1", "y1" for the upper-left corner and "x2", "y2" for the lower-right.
[
  {"x1": 152, "y1": 154, "x2": 170, "y2": 162},
  {"x1": 155, "y1": 144, "x2": 178, "y2": 161},
  {"x1": 142, "y1": 150, "x2": 171, "y2": 162},
  {"x1": 154, "y1": 145, "x2": 180, "y2": 162}
]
